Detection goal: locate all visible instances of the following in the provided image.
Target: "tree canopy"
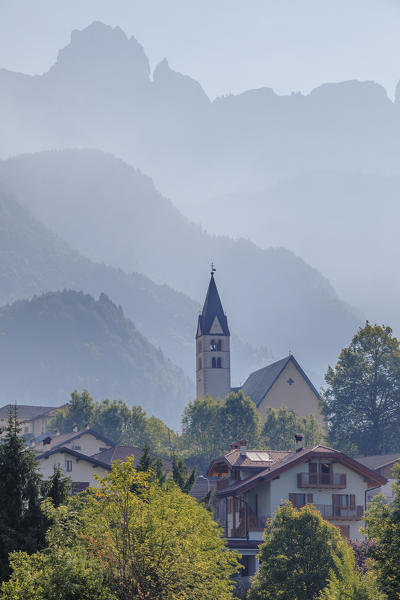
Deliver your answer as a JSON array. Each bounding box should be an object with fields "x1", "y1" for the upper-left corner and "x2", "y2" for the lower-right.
[
  {"x1": 321, "y1": 322, "x2": 400, "y2": 454},
  {"x1": 261, "y1": 404, "x2": 324, "y2": 450},
  {"x1": 1, "y1": 459, "x2": 240, "y2": 600},
  {"x1": 248, "y1": 502, "x2": 349, "y2": 600}
]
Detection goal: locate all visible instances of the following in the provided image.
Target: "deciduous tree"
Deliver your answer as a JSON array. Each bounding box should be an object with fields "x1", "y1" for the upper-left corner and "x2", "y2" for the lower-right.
[{"x1": 321, "y1": 322, "x2": 400, "y2": 454}]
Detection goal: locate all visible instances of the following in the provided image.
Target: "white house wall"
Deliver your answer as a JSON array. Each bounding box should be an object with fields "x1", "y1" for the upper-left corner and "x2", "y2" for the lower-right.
[{"x1": 38, "y1": 451, "x2": 109, "y2": 487}]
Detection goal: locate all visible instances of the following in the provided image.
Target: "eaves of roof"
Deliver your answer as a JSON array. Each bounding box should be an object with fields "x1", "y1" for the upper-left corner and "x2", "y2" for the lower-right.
[{"x1": 36, "y1": 446, "x2": 112, "y2": 470}]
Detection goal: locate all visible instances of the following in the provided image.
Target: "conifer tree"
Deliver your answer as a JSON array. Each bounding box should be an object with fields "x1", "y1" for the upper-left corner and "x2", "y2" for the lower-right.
[
  {"x1": 0, "y1": 406, "x2": 44, "y2": 580},
  {"x1": 172, "y1": 454, "x2": 196, "y2": 494},
  {"x1": 41, "y1": 465, "x2": 71, "y2": 508}
]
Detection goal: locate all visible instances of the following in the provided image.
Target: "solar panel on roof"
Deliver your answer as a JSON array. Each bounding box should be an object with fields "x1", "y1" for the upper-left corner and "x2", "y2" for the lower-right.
[{"x1": 246, "y1": 451, "x2": 272, "y2": 462}]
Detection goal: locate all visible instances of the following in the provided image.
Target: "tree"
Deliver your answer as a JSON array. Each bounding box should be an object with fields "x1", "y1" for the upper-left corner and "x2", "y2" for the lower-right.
[
  {"x1": 172, "y1": 454, "x2": 196, "y2": 494},
  {"x1": 218, "y1": 390, "x2": 261, "y2": 449},
  {"x1": 321, "y1": 322, "x2": 400, "y2": 455},
  {"x1": 41, "y1": 464, "x2": 71, "y2": 507},
  {"x1": 363, "y1": 463, "x2": 400, "y2": 598},
  {"x1": 50, "y1": 389, "x2": 95, "y2": 433},
  {"x1": 2, "y1": 460, "x2": 240, "y2": 600},
  {"x1": 261, "y1": 404, "x2": 324, "y2": 450},
  {"x1": 0, "y1": 407, "x2": 44, "y2": 580},
  {"x1": 319, "y1": 541, "x2": 385, "y2": 600},
  {"x1": 181, "y1": 395, "x2": 224, "y2": 472},
  {"x1": 248, "y1": 502, "x2": 349, "y2": 600}
]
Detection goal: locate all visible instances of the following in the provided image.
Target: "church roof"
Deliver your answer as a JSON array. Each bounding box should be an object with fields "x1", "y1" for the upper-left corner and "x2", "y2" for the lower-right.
[
  {"x1": 197, "y1": 273, "x2": 230, "y2": 337},
  {"x1": 241, "y1": 355, "x2": 320, "y2": 407}
]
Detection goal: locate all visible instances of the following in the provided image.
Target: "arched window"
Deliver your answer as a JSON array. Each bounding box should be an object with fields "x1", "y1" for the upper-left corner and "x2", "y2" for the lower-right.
[
  {"x1": 217, "y1": 357, "x2": 222, "y2": 368},
  {"x1": 217, "y1": 340, "x2": 222, "y2": 351},
  {"x1": 212, "y1": 357, "x2": 217, "y2": 368},
  {"x1": 210, "y1": 340, "x2": 217, "y2": 351},
  {"x1": 198, "y1": 358, "x2": 202, "y2": 370}
]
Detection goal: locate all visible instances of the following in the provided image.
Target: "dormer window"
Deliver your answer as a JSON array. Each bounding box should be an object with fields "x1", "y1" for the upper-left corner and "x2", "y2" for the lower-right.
[{"x1": 210, "y1": 340, "x2": 217, "y2": 351}]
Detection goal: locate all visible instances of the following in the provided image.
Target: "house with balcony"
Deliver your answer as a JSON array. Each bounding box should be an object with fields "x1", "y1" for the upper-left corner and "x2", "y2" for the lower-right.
[{"x1": 207, "y1": 435, "x2": 386, "y2": 578}]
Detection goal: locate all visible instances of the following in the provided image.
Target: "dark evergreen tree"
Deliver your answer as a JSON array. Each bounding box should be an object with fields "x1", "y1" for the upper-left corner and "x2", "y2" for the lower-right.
[
  {"x1": 0, "y1": 406, "x2": 44, "y2": 580},
  {"x1": 172, "y1": 455, "x2": 196, "y2": 494},
  {"x1": 41, "y1": 464, "x2": 71, "y2": 508}
]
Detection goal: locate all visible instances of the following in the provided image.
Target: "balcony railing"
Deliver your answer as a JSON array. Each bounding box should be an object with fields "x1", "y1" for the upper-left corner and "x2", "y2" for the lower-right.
[
  {"x1": 297, "y1": 472, "x2": 346, "y2": 488},
  {"x1": 216, "y1": 477, "x2": 231, "y2": 491},
  {"x1": 214, "y1": 497, "x2": 269, "y2": 539},
  {"x1": 314, "y1": 504, "x2": 363, "y2": 520}
]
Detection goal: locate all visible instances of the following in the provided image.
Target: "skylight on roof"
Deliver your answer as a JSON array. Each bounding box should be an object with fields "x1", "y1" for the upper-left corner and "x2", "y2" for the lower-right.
[{"x1": 246, "y1": 451, "x2": 272, "y2": 462}]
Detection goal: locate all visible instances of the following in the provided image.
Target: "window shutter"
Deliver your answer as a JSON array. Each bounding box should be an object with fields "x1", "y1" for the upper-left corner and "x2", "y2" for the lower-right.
[
  {"x1": 332, "y1": 494, "x2": 339, "y2": 517},
  {"x1": 350, "y1": 494, "x2": 355, "y2": 509},
  {"x1": 307, "y1": 493, "x2": 313, "y2": 504},
  {"x1": 289, "y1": 493, "x2": 296, "y2": 506},
  {"x1": 309, "y1": 462, "x2": 318, "y2": 484}
]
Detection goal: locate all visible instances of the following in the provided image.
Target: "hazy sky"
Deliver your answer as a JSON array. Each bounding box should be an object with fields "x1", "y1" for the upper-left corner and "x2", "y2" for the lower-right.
[{"x1": 1, "y1": 0, "x2": 399, "y2": 99}]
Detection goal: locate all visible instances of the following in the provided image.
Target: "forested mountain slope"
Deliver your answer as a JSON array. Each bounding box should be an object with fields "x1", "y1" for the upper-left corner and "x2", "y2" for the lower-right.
[
  {"x1": 0, "y1": 151, "x2": 360, "y2": 375},
  {"x1": 0, "y1": 187, "x2": 269, "y2": 383},
  {"x1": 0, "y1": 290, "x2": 192, "y2": 428}
]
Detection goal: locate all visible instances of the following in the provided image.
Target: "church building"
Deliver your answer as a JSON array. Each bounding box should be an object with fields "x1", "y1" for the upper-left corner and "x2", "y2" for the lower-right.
[{"x1": 196, "y1": 269, "x2": 321, "y2": 420}]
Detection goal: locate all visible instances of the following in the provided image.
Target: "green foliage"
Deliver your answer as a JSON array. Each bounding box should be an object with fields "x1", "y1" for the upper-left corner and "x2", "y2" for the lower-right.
[
  {"x1": 41, "y1": 464, "x2": 71, "y2": 508},
  {"x1": 363, "y1": 463, "x2": 400, "y2": 598},
  {"x1": 0, "y1": 407, "x2": 45, "y2": 581},
  {"x1": 321, "y1": 322, "x2": 400, "y2": 454},
  {"x1": 319, "y1": 542, "x2": 385, "y2": 600},
  {"x1": 1, "y1": 460, "x2": 240, "y2": 600},
  {"x1": 261, "y1": 404, "x2": 324, "y2": 450},
  {"x1": 182, "y1": 391, "x2": 261, "y2": 472},
  {"x1": 172, "y1": 454, "x2": 196, "y2": 494},
  {"x1": 50, "y1": 390, "x2": 177, "y2": 456},
  {"x1": 248, "y1": 502, "x2": 349, "y2": 600}
]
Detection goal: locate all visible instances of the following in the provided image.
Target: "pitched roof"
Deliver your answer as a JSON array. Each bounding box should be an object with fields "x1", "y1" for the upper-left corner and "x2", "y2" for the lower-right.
[
  {"x1": 196, "y1": 273, "x2": 230, "y2": 337},
  {"x1": 241, "y1": 355, "x2": 320, "y2": 407},
  {"x1": 92, "y1": 446, "x2": 172, "y2": 471},
  {"x1": 208, "y1": 448, "x2": 291, "y2": 473},
  {"x1": 36, "y1": 446, "x2": 112, "y2": 470},
  {"x1": 211, "y1": 445, "x2": 386, "y2": 497},
  {"x1": 32, "y1": 429, "x2": 114, "y2": 452},
  {"x1": 0, "y1": 404, "x2": 58, "y2": 420},
  {"x1": 357, "y1": 453, "x2": 400, "y2": 471}
]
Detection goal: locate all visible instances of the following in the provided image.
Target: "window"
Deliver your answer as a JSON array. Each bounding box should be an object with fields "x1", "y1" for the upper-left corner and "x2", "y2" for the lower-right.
[
  {"x1": 212, "y1": 357, "x2": 217, "y2": 368},
  {"x1": 227, "y1": 498, "x2": 232, "y2": 513},
  {"x1": 72, "y1": 445, "x2": 81, "y2": 450},
  {"x1": 289, "y1": 493, "x2": 313, "y2": 508},
  {"x1": 217, "y1": 357, "x2": 222, "y2": 368},
  {"x1": 217, "y1": 340, "x2": 222, "y2": 351},
  {"x1": 65, "y1": 460, "x2": 73, "y2": 472},
  {"x1": 210, "y1": 340, "x2": 217, "y2": 351},
  {"x1": 24, "y1": 425, "x2": 30, "y2": 433},
  {"x1": 198, "y1": 358, "x2": 202, "y2": 370},
  {"x1": 332, "y1": 494, "x2": 355, "y2": 516},
  {"x1": 287, "y1": 377, "x2": 294, "y2": 385}
]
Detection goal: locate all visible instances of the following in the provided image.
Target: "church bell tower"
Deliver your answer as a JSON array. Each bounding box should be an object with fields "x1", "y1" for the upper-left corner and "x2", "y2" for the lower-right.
[{"x1": 196, "y1": 266, "x2": 231, "y2": 400}]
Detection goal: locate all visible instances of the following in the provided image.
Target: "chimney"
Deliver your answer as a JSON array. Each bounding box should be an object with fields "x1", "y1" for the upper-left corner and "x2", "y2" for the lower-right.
[
  {"x1": 72, "y1": 423, "x2": 78, "y2": 433},
  {"x1": 43, "y1": 436, "x2": 52, "y2": 446},
  {"x1": 54, "y1": 429, "x2": 60, "y2": 436},
  {"x1": 85, "y1": 422, "x2": 90, "y2": 430},
  {"x1": 30, "y1": 440, "x2": 36, "y2": 448},
  {"x1": 239, "y1": 439, "x2": 248, "y2": 457},
  {"x1": 295, "y1": 433, "x2": 304, "y2": 453},
  {"x1": 230, "y1": 441, "x2": 240, "y2": 450}
]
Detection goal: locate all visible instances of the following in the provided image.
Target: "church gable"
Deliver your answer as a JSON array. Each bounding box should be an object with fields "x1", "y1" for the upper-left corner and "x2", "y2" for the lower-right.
[
  {"x1": 209, "y1": 315, "x2": 224, "y2": 334},
  {"x1": 258, "y1": 359, "x2": 322, "y2": 422}
]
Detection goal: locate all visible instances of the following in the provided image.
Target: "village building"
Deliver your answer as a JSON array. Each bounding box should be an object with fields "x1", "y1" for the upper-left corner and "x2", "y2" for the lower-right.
[
  {"x1": 358, "y1": 453, "x2": 400, "y2": 503},
  {"x1": 196, "y1": 269, "x2": 321, "y2": 419},
  {"x1": 207, "y1": 435, "x2": 386, "y2": 580},
  {"x1": 0, "y1": 404, "x2": 64, "y2": 439}
]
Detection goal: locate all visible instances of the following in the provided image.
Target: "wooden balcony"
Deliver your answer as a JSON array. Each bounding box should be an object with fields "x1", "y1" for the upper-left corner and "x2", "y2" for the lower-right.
[
  {"x1": 297, "y1": 472, "x2": 346, "y2": 488},
  {"x1": 216, "y1": 477, "x2": 231, "y2": 491},
  {"x1": 314, "y1": 504, "x2": 363, "y2": 521}
]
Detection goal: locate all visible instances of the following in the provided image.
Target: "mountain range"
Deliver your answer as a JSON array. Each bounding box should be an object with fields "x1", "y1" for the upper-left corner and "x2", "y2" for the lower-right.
[
  {"x1": 0, "y1": 289, "x2": 191, "y2": 428},
  {"x1": 0, "y1": 150, "x2": 360, "y2": 377},
  {"x1": 0, "y1": 185, "x2": 270, "y2": 386},
  {"x1": 1, "y1": 21, "x2": 400, "y2": 206}
]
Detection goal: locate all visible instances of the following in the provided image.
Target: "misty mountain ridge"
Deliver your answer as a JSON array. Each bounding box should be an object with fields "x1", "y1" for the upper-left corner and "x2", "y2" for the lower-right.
[
  {"x1": 0, "y1": 185, "x2": 271, "y2": 385},
  {"x1": 1, "y1": 21, "x2": 400, "y2": 203},
  {"x1": 0, "y1": 150, "x2": 360, "y2": 377},
  {"x1": 0, "y1": 289, "x2": 192, "y2": 428}
]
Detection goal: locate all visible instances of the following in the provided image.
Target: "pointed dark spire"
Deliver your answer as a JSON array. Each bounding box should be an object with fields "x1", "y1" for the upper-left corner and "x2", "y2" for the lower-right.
[{"x1": 196, "y1": 270, "x2": 230, "y2": 338}]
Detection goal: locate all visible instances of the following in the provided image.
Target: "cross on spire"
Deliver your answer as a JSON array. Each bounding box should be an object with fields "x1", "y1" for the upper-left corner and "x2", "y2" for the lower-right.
[{"x1": 210, "y1": 262, "x2": 216, "y2": 276}]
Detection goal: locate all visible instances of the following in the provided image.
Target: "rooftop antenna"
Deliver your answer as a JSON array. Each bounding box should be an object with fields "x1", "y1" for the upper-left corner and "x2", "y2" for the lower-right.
[{"x1": 210, "y1": 262, "x2": 216, "y2": 276}]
